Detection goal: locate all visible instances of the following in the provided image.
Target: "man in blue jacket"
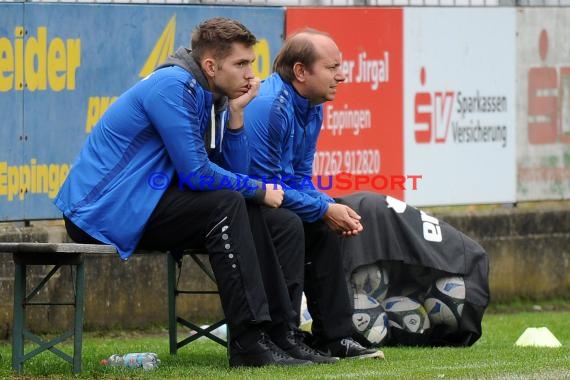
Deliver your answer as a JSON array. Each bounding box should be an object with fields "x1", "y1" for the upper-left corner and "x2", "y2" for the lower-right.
[
  {"x1": 55, "y1": 17, "x2": 327, "y2": 367},
  {"x1": 244, "y1": 29, "x2": 383, "y2": 359}
]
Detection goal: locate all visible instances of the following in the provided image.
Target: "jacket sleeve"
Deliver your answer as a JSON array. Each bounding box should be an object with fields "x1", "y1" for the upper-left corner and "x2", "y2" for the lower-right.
[
  {"x1": 144, "y1": 76, "x2": 262, "y2": 199},
  {"x1": 246, "y1": 96, "x2": 331, "y2": 222},
  {"x1": 289, "y1": 110, "x2": 335, "y2": 208},
  {"x1": 210, "y1": 112, "x2": 251, "y2": 175}
]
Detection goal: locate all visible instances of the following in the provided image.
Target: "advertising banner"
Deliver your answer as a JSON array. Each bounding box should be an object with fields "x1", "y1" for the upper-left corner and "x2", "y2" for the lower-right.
[
  {"x1": 404, "y1": 8, "x2": 516, "y2": 206},
  {"x1": 0, "y1": 4, "x2": 24, "y2": 220},
  {"x1": 286, "y1": 8, "x2": 405, "y2": 200},
  {"x1": 517, "y1": 8, "x2": 570, "y2": 201},
  {"x1": 0, "y1": 4, "x2": 284, "y2": 220}
]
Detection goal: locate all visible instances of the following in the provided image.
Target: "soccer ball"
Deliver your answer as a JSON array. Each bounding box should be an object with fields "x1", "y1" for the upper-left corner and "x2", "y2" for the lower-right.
[
  {"x1": 350, "y1": 263, "x2": 390, "y2": 302},
  {"x1": 423, "y1": 276, "x2": 465, "y2": 331},
  {"x1": 382, "y1": 296, "x2": 430, "y2": 334},
  {"x1": 352, "y1": 293, "x2": 389, "y2": 345}
]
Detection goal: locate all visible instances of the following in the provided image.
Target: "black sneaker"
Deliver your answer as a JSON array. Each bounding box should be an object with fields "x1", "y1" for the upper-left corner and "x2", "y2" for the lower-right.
[
  {"x1": 316, "y1": 337, "x2": 385, "y2": 360},
  {"x1": 229, "y1": 333, "x2": 313, "y2": 367},
  {"x1": 284, "y1": 331, "x2": 339, "y2": 364}
]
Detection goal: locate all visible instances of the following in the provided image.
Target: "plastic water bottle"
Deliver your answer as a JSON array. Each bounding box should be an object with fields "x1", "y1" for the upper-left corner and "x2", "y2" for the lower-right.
[{"x1": 100, "y1": 352, "x2": 160, "y2": 370}]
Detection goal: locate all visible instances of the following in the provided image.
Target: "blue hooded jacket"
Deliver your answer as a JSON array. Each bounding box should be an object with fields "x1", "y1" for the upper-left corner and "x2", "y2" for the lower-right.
[
  {"x1": 244, "y1": 73, "x2": 334, "y2": 222},
  {"x1": 55, "y1": 48, "x2": 263, "y2": 259}
]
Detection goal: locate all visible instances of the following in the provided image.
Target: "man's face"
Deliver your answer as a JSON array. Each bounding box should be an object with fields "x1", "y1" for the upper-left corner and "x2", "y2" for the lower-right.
[
  {"x1": 303, "y1": 36, "x2": 346, "y2": 105},
  {"x1": 212, "y1": 43, "x2": 256, "y2": 99}
]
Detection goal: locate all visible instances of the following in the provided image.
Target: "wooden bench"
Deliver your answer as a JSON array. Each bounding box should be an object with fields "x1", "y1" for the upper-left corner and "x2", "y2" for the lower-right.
[{"x1": 0, "y1": 242, "x2": 226, "y2": 374}]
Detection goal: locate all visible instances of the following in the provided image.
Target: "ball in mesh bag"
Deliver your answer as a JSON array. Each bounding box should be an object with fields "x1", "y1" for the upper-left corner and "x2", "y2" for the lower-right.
[
  {"x1": 350, "y1": 263, "x2": 390, "y2": 302},
  {"x1": 382, "y1": 296, "x2": 430, "y2": 334},
  {"x1": 423, "y1": 276, "x2": 465, "y2": 331},
  {"x1": 352, "y1": 293, "x2": 389, "y2": 346}
]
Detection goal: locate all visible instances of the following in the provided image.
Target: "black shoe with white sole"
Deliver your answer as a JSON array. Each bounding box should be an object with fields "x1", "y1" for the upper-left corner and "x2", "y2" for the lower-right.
[
  {"x1": 229, "y1": 333, "x2": 313, "y2": 367},
  {"x1": 315, "y1": 337, "x2": 385, "y2": 360},
  {"x1": 284, "y1": 331, "x2": 339, "y2": 364}
]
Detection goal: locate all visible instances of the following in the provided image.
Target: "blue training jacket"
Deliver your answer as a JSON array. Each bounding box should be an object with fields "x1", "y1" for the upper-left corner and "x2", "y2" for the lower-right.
[
  {"x1": 55, "y1": 48, "x2": 263, "y2": 259},
  {"x1": 245, "y1": 73, "x2": 334, "y2": 222}
]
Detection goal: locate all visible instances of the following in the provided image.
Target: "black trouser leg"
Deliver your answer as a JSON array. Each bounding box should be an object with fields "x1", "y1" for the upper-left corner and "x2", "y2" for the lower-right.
[
  {"x1": 64, "y1": 216, "x2": 103, "y2": 244},
  {"x1": 136, "y1": 188, "x2": 271, "y2": 343},
  {"x1": 304, "y1": 221, "x2": 353, "y2": 343},
  {"x1": 247, "y1": 205, "x2": 301, "y2": 340},
  {"x1": 262, "y1": 207, "x2": 305, "y2": 327}
]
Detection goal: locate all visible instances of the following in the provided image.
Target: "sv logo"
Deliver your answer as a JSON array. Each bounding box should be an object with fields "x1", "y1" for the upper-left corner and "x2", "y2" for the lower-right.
[
  {"x1": 414, "y1": 67, "x2": 455, "y2": 144},
  {"x1": 528, "y1": 29, "x2": 570, "y2": 144}
]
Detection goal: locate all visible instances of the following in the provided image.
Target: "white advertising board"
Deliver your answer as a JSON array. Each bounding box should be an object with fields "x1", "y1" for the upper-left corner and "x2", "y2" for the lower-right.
[
  {"x1": 404, "y1": 8, "x2": 516, "y2": 206},
  {"x1": 517, "y1": 8, "x2": 570, "y2": 201}
]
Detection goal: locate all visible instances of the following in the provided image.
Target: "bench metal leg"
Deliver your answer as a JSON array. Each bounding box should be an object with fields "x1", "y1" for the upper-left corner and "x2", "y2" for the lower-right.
[
  {"x1": 167, "y1": 252, "x2": 178, "y2": 354},
  {"x1": 73, "y1": 260, "x2": 85, "y2": 374},
  {"x1": 167, "y1": 251, "x2": 227, "y2": 355},
  {"x1": 12, "y1": 261, "x2": 25, "y2": 373},
  {"x1": 11, "y1": 254, "x2": 85, "y2": 374}
]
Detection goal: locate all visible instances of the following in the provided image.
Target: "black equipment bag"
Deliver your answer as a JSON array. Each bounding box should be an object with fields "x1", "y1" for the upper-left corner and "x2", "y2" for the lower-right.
[{"x1": 337, "y1": 192, "x2": 490, "y2": 347}]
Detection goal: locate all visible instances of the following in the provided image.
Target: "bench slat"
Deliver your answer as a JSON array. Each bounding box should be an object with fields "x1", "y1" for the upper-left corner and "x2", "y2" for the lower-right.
[{"x1": 0, "y1": 243, "x2": 118, "y2": 254}]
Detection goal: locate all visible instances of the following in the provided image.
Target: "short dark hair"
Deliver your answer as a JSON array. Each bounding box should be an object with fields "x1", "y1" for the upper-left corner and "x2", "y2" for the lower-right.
[
  {"x1": 273, "y1": 28, "x2": 331, "y2": 82},
  {"x1": 191, "y1": 17, "x2": 257, "y2": 61}
]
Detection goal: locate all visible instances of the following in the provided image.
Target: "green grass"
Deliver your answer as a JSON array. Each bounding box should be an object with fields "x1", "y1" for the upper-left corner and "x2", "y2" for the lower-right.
[{"x1": 1, "y1": 310, "x2": 569, "y2": 379}]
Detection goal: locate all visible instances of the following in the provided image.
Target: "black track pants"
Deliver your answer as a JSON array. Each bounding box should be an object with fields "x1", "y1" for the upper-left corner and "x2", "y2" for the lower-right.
[
  {"x1": 261, "y1": 207, "x2": 305, "y2": 327},
  {"x1": 303, "y1": 220, "x2": 354, "y2": 343},
  {"x1": 66, "y1": 187, "x2": 273, "y2": 343}
]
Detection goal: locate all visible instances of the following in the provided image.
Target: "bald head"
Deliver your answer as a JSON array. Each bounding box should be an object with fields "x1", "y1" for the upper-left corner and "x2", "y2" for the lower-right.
[
  {"x1": 273, "y1": 28, "x2": 345, "y2": 105},
  {"x1": 273, "y1": 29, "x2": 339, "y2": 83}
]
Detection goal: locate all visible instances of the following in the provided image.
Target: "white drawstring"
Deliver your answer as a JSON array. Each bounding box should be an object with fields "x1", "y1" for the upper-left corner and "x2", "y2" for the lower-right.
[
  {"x1": 210, "y1": 104, "x2": 216, "y2": 149},
  {"x1": 219, "y1": 110, "x2": 226, "y2": 152}
]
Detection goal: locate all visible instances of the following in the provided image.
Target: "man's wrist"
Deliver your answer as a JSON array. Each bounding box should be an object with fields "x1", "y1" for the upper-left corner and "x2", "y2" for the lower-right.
[
  {"x1": 227, "y1": 125, "x2": 244, "y2": 133},
  {"x1": 228, "y1": 105, "x2": 244, "y2": 127}
]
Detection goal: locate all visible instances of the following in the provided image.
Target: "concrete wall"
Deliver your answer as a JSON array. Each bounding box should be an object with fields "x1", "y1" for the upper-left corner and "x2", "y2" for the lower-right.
[
  {"x1": 439, "y1": 205, "x2": 570, "y2": 301},
  {"x1": 1, "y1": 204, "x2": 570, "y2": 334}
]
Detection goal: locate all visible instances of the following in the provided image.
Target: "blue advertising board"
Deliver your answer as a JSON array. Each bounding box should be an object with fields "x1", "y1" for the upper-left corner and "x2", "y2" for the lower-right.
[
  {"x1": 0, "y1": 4, "x2": 285, "y2": 221},
  {"x1": 0, "y1": 4, "x2": 25, "y2": 220}
]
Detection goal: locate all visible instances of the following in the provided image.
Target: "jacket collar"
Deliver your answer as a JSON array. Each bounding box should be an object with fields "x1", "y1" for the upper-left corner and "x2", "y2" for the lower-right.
[{"x1": 280, "y1": 75, "x2": 318, "y2": 122}]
